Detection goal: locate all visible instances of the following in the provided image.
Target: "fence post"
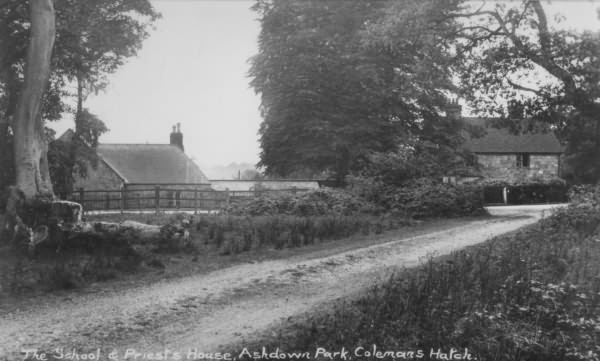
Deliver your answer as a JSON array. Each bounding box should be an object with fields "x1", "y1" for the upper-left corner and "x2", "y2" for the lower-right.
[
  {"x1": 225, "y1": 188, "x2": 231, "y2": 207},
  {"x1": 291, "y1": 186, "x2": 297, "y2": 195},
  {"x1": 155, "y1": 186, "x2": 160, "y2": 213},
  {"x1": 78, "y1": 187, "x2": 85, "y2": 215},
  {"x1": 122, "y1": 184, "x2": 128, "y2": 212},
  {"x1": 194, "y1": 187, "x2": 198, "y2": 214},
  {"x1": 120, "y1": 185, "x2": 125, "y2": 213},
  {"x1": 481, "y1": 187, "x2": 485, "y2": 207},
  {"x1": 176, "y1": 190, "x2": 181, "y2": 209},
  {"x1": 137, "y1": 193, "x2": 141, "y2": 212},
  {"x1": 105, "y1": 192, "x2": 110, "y2": 210}
]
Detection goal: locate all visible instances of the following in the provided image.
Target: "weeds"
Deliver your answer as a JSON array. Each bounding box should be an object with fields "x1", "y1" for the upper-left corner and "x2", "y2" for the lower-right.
[
  {"x1": 196, "y1": 214, "x2": 408, "y2": 255},
  {"x1": 244, "y1": 186, "x2": 600, "y2": 361}
]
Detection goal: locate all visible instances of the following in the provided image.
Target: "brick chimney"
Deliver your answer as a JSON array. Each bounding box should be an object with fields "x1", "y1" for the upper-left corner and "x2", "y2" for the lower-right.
[
  {"x1": 170, "y1": 123, "x2": 184, "y2": 151},
  {"x1": 446, "y1": 99, "x2": 462, "y2": 120}
]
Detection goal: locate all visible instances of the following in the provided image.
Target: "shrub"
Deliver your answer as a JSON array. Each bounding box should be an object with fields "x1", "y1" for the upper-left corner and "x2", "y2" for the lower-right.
[
  {"x1": 223, "y1": 188, "x2": 378, "y2": 217},
  {"x1": 349, "y1": 177, "x2": 485, "y2": 218},
  {"x1": 39, "y1": 264, "x2": 82, "y2": 291},
  {"x1": 472, "y1": 179, "x2": 568, "y2": 205},
  {"x1": 392, "y1": 178, "x2": 484, "y2": 218},
  {"x1": 194, "y1": 214, "x2": 407, "y2": 256},
  {"x1": 569, "y1": 184, "x2": 600, "y2": 206}
]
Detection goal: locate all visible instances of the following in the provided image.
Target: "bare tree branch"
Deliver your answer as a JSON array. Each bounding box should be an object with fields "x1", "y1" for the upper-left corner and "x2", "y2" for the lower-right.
[{"x1": 528, "y1": 0, "x2": 578, "y2": 97}]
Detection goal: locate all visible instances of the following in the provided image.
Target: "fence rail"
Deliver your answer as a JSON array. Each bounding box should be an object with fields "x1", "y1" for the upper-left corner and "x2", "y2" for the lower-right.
[{"x1": 64, "y1": 185, "x2": 310, "y2": 213}]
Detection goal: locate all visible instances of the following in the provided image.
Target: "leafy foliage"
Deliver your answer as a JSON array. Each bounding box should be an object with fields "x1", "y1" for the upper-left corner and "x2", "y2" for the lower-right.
[
  {"x1": 452, "y1": 1, "x2": 600, "y2": 183},
  {"x1": 250, "y1": 0, "x2": 466, "y2": 182},
  {"x1": 350, "y1": 176, "x2": 485, "y2": 218},
  {"x1": 225, "y1": 182, "x2": 485, "y2": 220},
  {"x1": 391, "y1": 179, "x2": 485, "y2": 218},
  {"x1": 48, "y1": 109, "x2": 108, "y2": 196},
  {"x1": 223, "y1": 188, "x2": 379, "y2": 217},
  {"x1": 0, "y1": 0, "x2": 160, "y2": 192}
]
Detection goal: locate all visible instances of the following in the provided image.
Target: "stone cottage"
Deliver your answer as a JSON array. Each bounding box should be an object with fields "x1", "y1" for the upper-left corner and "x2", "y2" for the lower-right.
[
  {"x1": 61, "y1": 124, "x2": 209, "y2": 191},
  {"x1": 447, "y1": 102, "x2": 563, "y2": 184},
  {"x1": 464, "y1": 121, "x2": 563, "y2": 183}
]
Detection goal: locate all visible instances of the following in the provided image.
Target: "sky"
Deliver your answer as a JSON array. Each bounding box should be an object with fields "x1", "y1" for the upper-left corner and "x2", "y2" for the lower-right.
[
  {"x1": 53, "y1": 0, "x2": 263, "y2": 171},
  {"x1": 50, "y1": 0, "x2": 600, "y2": 171}
]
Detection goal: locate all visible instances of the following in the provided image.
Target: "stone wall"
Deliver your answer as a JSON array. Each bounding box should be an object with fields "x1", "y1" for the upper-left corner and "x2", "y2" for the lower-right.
[
  {"x1": 73, "y1": 159, "x2": 124, "y2": 191},
  {"x1": 209, "y1": 180, "x2": 320, "y2": 191},
  {"x1": 476, "y1": 154, "x2": 560, "y2": 183}
]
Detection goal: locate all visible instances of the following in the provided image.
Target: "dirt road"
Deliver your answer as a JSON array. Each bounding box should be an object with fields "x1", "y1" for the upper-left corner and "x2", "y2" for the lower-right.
[{"x1": 0, "y1": 206, "x2": 561, "y2": 360}]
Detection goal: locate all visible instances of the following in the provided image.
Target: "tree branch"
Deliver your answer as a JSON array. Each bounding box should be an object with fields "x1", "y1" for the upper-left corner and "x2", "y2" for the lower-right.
[
  {"x1": 529, "y1": 0, "x2": 578, "y2": 97},
  {"x1": 505, "y1": 78, "x2": 544, "y2": 96}
]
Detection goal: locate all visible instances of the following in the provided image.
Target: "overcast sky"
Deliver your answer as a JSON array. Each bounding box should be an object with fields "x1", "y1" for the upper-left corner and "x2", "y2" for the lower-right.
[{"x1": 51, "y1": 0, "x2": 600, "y2": 170}]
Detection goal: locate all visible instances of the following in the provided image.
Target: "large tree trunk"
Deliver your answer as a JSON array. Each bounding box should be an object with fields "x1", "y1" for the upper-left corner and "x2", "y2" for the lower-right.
[
  {"x1": 12, "y1": 0, "x2": 56, "y2": 199},
  {"x1": 2, "y1": 0, "x2": 55, "y2": 246}
]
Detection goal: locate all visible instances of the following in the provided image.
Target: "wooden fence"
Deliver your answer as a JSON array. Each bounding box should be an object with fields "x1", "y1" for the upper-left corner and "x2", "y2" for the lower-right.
[{"x1": 65, "y1": 184, "x2": 310, "y2": 213}]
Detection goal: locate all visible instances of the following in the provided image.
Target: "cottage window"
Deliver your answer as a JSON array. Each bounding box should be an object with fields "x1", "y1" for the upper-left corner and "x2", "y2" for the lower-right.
[
  {"x1": 466, "y1": 154, "x2": 478, "y2": 167},
  {"x1": 516, "y1": 153, "x2": 530, "y2": 168}
]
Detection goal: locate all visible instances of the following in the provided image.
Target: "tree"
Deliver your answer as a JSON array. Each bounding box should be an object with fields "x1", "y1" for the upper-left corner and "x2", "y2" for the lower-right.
[
  {"x1": 0, "y1": 0, "x2": 159, "y2": 245},
  {"x1": 12, "y1": 0, "x2": 56, "y2": 199},
  {"x1": 52, "y1": 0, "x2": 159, "y2": 194},
  {"x1": 47, "y1": 110, "x2": 108, "y2": 197},
  {"x1": 0, "y1": 0, "x2": 56, "y2": 246},
  {"x1": 250, "y1": 0, "x2": 465, "y2": 183},
  {"x1": 453, "y1": 0, "x2": 600, "y2": 183},
  {"x1": 0, "y1": 0, "x2": 159, "y2": 195},
  {"x1": 0, "y1": 0, "x2": 159, "y2": 191},
  {"x1": 0, "y1": 0, "x2": 66, "y2": 193},
  {"x1": 239, "y1": 169, "x2": 265, "y2": 181}
]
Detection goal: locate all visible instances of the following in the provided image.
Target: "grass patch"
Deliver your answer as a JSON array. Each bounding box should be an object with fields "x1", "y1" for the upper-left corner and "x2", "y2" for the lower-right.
[
  {"x1": 239, "y1": 200, "x2": 600, "y2": 360},
  {"x1": 1, "y1": 211, "x2": 419, "y2": 295},
  {"x1": 85, "y1": 212, "x2": 416, "y2": 256}
]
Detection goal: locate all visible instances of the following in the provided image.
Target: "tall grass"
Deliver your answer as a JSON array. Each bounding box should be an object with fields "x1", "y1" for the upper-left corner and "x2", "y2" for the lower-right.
[
  {"x1": 196, "y1": 214, "x2": 409, "y2": 255},
  {"x1": 86, "y1": 212, "x2": 412, "y2": 255},
  {"x1": 246, "y1": 192, "x2": 600, "y2": 361}
]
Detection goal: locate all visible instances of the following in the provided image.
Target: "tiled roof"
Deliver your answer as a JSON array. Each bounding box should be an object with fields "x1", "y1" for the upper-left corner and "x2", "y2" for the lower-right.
[
  {"x1": 463, "y1": 117, "x2": 563, "y2": 154},
  {"x1": 97, "y1": 144, "x2": 209, "y2": 184}
]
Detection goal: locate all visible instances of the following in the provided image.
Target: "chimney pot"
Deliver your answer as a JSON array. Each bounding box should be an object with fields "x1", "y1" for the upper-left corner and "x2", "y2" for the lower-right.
[
  {"x1": 170, "y1": 124, "x2": 184, "y2": 151},
  {"x1": 446, "y1": 99, "x2": 462, "y2": 120}
]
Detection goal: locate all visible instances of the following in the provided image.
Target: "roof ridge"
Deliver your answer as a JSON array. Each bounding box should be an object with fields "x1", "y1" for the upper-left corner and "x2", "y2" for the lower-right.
[
  {"x1": 95, "y1": 144, "x2": 209, "y2": 183},
  {"x1": 99, "y1": 143, "x2": 174, "y2": 146}
]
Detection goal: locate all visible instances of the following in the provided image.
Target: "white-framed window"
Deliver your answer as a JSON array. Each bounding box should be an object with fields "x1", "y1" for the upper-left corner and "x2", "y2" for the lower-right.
[{"x1": 516, "y1": 153, "x2": 530, "y2": 168}]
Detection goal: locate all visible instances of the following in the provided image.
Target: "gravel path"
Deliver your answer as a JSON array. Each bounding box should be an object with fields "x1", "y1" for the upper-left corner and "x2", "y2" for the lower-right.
[{"x1": 0, "y1": 206, "x2": 560, "y2": 361}]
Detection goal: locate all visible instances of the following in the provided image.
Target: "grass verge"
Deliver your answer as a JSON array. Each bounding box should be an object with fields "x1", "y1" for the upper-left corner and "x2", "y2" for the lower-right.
[
  {"x1": 237, "y1": 203, "x2": 600, "y2": 361},
  {"x1": 3, "y1": 212, "x2": 484, "y2": 296}
]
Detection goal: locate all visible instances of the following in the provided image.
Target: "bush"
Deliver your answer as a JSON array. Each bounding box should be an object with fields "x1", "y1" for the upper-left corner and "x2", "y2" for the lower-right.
[
  {"x1": 223, "y1": 188, "x2": 379, "y2": 217},
  {"x1": 569, "y1": 184, "x2": 600, "y2": 206},
  {"x1": 474, "y1": 179, "x2": 568, "y2": 205},
  {"x1": 391, "y1": 179, "x2": 485, "y2": 218},
  {"x1": 350, "y1": 177, "x2": 485, "y2": 218}
]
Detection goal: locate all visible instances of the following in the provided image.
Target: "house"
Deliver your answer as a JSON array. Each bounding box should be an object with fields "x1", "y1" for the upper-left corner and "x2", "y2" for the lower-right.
[
  {"x1": 63, "y1": 124, "x2": 209, "y2": 191},
  {"x1": 447, "y1": 101, "x2": 564, "y2": 184}
]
